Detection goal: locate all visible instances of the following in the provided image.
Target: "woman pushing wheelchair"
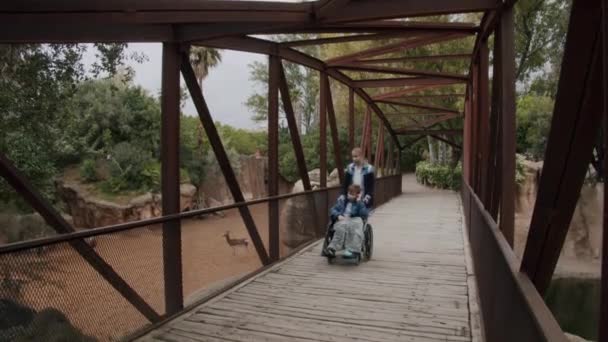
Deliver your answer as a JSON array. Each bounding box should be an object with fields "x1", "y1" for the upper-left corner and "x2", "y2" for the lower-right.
[{"x1": 324, "y1": 147, "x2": 375, "y2": 263}]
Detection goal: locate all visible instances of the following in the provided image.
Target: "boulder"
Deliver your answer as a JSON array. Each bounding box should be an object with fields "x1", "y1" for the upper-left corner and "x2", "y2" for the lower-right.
[
  {"x1": 514, "y1": 158, "x2": 603, "y2": 278},
  {"x1": 57, "y1": 180, "x2": 197, "y2": 228},
  {"x1": 328, "y1": 168, "x2": 340, "y2": 187}
]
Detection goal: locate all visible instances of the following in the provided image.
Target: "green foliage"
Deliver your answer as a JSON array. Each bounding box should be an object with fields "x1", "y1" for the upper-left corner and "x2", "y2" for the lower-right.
[
  {"x1": 63, "y1": 79, "x2": 161, "y2": 156},
  {"x1": 514, "y1": 0, "x2": 571, "y2": 89},
  {"x1": 189, "y1": 47, "x2": 222, "y2": 86},
  {"x1": 516, "y1": 95, "x2": 553, "y2": 160},
  {"x1": 516, "y1": 155, "x2": 527, "y2": 185},
  {"x1": 415, "y1": 161, "x2": 462, "y2": 190},
  {"x1": 79, "y1": 159, "x2": 98, "y2": 183},
  {"x1": 246, "y1": 36, "x2": 319, "y2": 133}
]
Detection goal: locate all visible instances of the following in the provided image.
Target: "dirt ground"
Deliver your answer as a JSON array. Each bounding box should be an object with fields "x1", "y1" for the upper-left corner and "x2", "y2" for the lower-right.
[{"x1": 3, "y1": 203, "x2": 277, "y2": 341}]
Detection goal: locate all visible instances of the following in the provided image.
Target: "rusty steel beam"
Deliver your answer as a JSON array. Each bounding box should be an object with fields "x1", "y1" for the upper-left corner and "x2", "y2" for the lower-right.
[
  {"x1": 201, "y1": 35, "x2": 400, "y2": 147},
  {"x1": 374, "y1": 126, "x2": 385, "y2": 168},
  {"x1": 478, "y1": 40, "x2": 490, "y2": 210},
  {"x1": 498, "y1": 5, "x2": 516, "y2": 248},
  {"x1": 372, "y1": 84, "x2": 446, "y2": 100},
  {"x1": 268, "y1": 55, "x2": 280, "y2": 262},
  {"x1": 430, "y1": 134, "x2": 462, "y2": 150},
  {"x1": 0, "y1": 153, "x2": 161, "y2": 322},
  {"x1": 278, "y1": 60, "x2": 321, "y2": 239},
  {"x1": 521, "y1": 0, "x2": 603, "y2": 294},
  {"x1": 327, "y1": 32, "x2": 471, "y2": 65},
  {"x1": 315, "y1": 0, "x2": 352, "y2": 20},
  {"x1": 2, "y1": 0, "x2": 497, "y2": 24},
  {"x1": 384, "y1": 111, "x2": 459, "y2": 116},
  {"x1": 161, "y1": 43, "x2": 184, "y2": 314},
  {"x1": 376, "y1": 99, "x2": 460, "y2": 113},
  {"x1": 354, "y1": 76, "x2": 465, "y2": 88},
  {"x1": 417, "y1": 113, "x2": 460, "y2": 128},
  {"x1": 602, "y1": 1, "x2": 608, "y2": 341},
  {"x1": 282, "y1": 30, "x2": 468, "y2": 47},
  {"x1": 324, "y1": 75, "x2": 345, "y2": 183},
  {"x1": 331, "y1": 64, "x2": 469, "y2": 80},
  {"x1": 396, "y1": 129, "x2": 462, "y2": 136},
  {"x1": 320, "y1": 73, "x2": 328, "y2": 188},
  {"x1": 355, "y1": 53, "x2": 472, "y2": 65},
  {"x1": 325, "y1": 0, "x2": 500, "y2": 22},
  {"x1": 181, "y1": 53, "x2": 270, "y2": 266},
  {"x1": 348, "y1": 87, "x2": 355, "y2": 150},
  {"x1": 279, "y1": 65, "x2": 312, "y2": 192},
  {"x1": 391, "y1": 93, "x2": 466, "y2": 100}
]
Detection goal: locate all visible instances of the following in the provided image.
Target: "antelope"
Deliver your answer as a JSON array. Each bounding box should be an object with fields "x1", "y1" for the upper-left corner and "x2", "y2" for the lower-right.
[{"x1": 223, "y1": 231, "x2": 249, "y2": 255}]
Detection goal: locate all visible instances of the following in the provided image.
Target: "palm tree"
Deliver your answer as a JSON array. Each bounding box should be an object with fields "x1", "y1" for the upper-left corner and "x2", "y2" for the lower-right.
[
  {"x1": 189, "y1": 46, "x2": 222, "y2": 91},
  {"x1": 188, "y1": 46, "x2": 222, "y2": 210},
  {"x1": 188, "y1": 46, "x2": 222, "y2": 147}
]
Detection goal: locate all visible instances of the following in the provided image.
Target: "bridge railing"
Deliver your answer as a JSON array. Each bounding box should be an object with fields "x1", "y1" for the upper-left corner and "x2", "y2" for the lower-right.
[
  {"x1": 461, "y1": 182, "x2": 566, "y2": 342},
  {"x1": 0, "y1": 174, "x2": 401, "y2": 340}
]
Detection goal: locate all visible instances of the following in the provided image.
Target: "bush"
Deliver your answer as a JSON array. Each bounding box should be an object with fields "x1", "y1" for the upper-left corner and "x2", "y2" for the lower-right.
[
  {"x1": 101, "y1": 142, "x2": 153, "y2": 193},
  {"x1": 415, "y1": 161, "x2": 462, "y2": 190},
  {"x1": 79, "y1": 159, "x2": 98, "y2": 182}
]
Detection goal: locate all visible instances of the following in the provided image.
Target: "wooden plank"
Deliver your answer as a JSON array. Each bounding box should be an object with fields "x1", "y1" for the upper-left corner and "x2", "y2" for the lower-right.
[{"x1": 141, "y1": 177, "x2": 474, "y2": 342}]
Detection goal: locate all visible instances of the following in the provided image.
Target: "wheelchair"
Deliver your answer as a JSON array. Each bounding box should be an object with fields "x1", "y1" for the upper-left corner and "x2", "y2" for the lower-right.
[{"x1": 320, "y1": 218, "x2": 373, "y2": 265}]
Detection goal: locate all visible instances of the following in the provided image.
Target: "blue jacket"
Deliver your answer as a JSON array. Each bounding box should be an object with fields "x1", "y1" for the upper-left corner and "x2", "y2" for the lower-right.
[
  {"x1": 330, "y1": 198, "x2": 369, "y2": 221},
  {"x1": 341, "y1": 162, "x2": 375, "y2": 207}
]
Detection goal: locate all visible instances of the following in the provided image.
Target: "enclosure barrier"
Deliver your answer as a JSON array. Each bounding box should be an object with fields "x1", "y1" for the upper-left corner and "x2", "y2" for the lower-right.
[{"x1": 0, "y1": 174, "x2": 402, "y2": 340}]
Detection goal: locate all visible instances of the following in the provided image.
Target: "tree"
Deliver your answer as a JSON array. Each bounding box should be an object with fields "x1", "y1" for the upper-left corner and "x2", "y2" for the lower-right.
[
  {"x1": 189, "y1": 47, "x2": 222, "y2": 90},
  {"x1": 516, "y1": 94, "x2": 553, "y2": 160},
  {"x1": 245, "y1": 35, "x2": 320, "y2": 133},
  {"x1": 514, "y1": 0, "x2": 571, "y2": 90}
]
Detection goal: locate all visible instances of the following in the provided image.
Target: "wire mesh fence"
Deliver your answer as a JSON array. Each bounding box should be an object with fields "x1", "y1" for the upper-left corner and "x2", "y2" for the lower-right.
[{"x1": 0, "y1": 175, "x2": 402, "y2": 341}]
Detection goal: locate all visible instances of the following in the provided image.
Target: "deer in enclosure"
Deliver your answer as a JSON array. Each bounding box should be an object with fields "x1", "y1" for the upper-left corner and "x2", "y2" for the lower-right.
[{"x1": 223, "y1": 231, "x2": 249, "y2": 255}]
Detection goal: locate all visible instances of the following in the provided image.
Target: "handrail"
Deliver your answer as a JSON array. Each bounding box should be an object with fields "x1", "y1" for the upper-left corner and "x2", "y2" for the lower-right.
[{"x1": 0, "y1": 175, "x2": 401, "y2": 254}]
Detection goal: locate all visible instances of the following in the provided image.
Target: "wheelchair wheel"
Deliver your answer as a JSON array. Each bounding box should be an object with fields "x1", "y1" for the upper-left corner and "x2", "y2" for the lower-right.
[
  {"x1": 364, "y1": 223, "x2": 373, "y2": 261},
  {"x1": 320, "y1": 224, "x2": 334, "y2": 256}
]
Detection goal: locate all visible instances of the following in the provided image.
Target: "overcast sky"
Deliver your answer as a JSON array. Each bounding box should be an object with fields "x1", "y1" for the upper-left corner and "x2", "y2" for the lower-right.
[{"x1": 83, "y1": 43, "x2": 267, "y2": 130}]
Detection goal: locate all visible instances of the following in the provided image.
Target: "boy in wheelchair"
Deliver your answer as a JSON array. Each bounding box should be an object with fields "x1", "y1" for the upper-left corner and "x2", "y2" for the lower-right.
[{"x1": 325, "y1": 184, "x2": 369, "y2": 259}]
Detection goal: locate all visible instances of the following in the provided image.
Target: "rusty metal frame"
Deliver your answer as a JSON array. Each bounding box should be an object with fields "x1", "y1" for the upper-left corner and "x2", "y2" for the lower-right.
[
  {"x1": 395, "y1": 129, "x2": 462, "y2": 136},
  {"x1": 181, "y1": 53, "x2": 271, "y2": 266},
  {"x1": 521, "y1": 0, "x2": 604, "y2": 294},
  {"x1": 497, "y1": 5, "x2": 516, "y2": 248},
  {"x1": 602, "y1": 1, "x2": 608, "y2": 340},
  {"x1": 161, "y1": 42, "x2": 184, "y2": 315},
  {"x1": 324, "y1": 74, "x2": 345, "y2": 183},
  {"x1": 268, "y1": 55, "x2": 280, "y2": 262}
]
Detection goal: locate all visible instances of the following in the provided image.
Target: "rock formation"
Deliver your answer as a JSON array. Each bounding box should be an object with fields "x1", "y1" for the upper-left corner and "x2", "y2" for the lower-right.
[
  {"x1": 514, "y1": 159, "x2": 602, "y2": 278},
  {"x1": 57, "y1": 180, "x2": 197, "y2": 228}
]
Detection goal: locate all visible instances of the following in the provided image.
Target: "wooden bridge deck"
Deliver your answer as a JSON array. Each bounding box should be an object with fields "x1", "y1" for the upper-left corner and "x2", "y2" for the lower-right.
[{"x1": 140, "y1": 177, "x2": 478, "y2": 342}]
